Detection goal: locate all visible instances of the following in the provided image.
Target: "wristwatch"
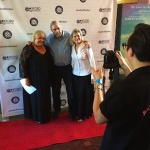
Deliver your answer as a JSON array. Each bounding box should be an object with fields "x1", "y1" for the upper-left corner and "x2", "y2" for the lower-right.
[{"x1": 95, "y1": 83, "x2": 102, "y2": 90}]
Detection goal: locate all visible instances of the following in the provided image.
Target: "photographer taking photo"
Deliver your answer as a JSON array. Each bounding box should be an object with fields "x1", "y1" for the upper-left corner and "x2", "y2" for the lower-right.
[{"x1": 92, "y1": 23, "x2": 150, "y2": 150}]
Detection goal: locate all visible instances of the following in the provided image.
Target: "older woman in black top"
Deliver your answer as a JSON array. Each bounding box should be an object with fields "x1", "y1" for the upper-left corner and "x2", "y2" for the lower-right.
[{"x1": 19, "y1": 30, "x2": 53, "y2": 124}]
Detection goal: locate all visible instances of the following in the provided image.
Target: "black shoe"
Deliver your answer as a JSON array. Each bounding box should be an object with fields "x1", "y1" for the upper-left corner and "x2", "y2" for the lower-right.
[
  {"x1": 58, "y1": 108, "x2": 61, "y2": 112},
  {"x1": 52, "y1": 111, "x2": 59, "y2": 119},
  {"x1": 68, "y1": 115, "x2": 76, "y2": 121}
]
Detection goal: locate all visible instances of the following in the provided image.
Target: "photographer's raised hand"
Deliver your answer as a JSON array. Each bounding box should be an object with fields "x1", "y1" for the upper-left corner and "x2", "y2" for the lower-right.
[{"x1": 115, "y1": 51, "x2": 132, "y2": 76}]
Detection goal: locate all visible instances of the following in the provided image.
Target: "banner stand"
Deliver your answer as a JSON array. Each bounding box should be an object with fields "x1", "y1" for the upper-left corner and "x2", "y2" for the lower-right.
[
  {"x1": 0, "y1": 0, "x2": 117, "y2": 118},
  {"x1": 0, "y1": 114, "x2": 9, "y2": 122}
]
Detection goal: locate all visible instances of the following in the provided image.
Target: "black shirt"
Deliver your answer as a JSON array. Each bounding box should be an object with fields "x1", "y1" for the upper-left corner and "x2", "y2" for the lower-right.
[{"x1": 100, "y1": 66, "x2": 150, "y2": 150}]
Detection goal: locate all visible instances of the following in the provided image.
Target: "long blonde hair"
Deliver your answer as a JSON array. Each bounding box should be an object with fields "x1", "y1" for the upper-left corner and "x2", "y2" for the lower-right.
[{"x1": 70, "y1": 29, "x2": 84, "y2": 46}]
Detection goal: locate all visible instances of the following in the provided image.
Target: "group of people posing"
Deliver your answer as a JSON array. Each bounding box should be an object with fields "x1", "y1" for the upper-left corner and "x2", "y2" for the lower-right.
[
  {"x1": 19, "y1": 20, "x2": 96, "y2": 124},
  {"x1": 19, "y1": 21, "x2": 150, "y2": 149}
]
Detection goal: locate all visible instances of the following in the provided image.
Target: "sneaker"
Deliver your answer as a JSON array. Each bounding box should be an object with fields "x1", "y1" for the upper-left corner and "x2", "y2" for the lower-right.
[{"x1": 36, "y1": 121, "x2": 43, "y2": 124}]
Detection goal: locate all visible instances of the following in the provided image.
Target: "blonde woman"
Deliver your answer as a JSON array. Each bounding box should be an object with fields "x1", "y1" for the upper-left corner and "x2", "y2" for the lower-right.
[
  {"x1": 19, "y1": 30, "x2": 53, "y2": 124},
  {"x1": 70, "y1": 29, "x2": 96, "y2": 122}
]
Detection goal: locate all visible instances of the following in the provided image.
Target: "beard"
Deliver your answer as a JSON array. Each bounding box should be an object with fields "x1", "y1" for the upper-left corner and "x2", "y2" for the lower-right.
[{"x1": 54, "y1": 32, "x2": 62, "y2": 38}]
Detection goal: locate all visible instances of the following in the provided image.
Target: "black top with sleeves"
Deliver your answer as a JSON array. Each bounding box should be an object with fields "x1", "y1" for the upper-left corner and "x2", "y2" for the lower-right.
[
  {"x1": 19, "y1": 44, "x2": 53, "y2": 87},
  {"x1": 19, "y1": 44, "x2": 53, "y2": 123},
  {"x1": 100, "y1": 66, "x2": 150, "y2": 150}
]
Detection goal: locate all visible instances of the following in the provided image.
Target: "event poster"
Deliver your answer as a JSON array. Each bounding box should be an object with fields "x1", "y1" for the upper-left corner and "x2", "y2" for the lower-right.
[{"x1": 121, "y1": 4, "x2": 150, "y2": 55}]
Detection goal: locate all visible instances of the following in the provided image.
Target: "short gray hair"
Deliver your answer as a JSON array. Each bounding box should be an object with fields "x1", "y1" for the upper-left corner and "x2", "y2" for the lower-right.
[{"x1": 50, "y1": 21, "x2": 61, "y2": 30}]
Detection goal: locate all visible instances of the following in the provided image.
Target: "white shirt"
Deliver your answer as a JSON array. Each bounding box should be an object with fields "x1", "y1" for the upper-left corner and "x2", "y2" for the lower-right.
[{"x1": 71, "y1": 44, "x2": 96, "y2": 76}]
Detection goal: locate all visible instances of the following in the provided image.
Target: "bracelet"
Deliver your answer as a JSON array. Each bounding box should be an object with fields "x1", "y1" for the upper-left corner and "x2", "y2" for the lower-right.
[
  {"x1": 94, "y1": 84, "x2": 103, "y2": 91},
  {"x1": 95, "y1": 79, "x2": 102, "y2": 84}
]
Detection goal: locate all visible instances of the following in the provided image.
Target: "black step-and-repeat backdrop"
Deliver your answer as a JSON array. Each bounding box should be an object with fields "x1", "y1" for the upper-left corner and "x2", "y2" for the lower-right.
[{"x1": 0, "y1": 0, "x2": 117, "y2": 118}]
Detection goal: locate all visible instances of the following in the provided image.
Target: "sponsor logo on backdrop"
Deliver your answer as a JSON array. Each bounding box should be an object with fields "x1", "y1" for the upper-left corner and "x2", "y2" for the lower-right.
[
  {"x1": 0, "y1": 20, "x2": 14, "y2": 25},
  {"x1": 59, "y1": 21, "x2": 67, "y2": 23},
  {"x1": 5, "y1": 78, "x2": 20, "y2": 82},
  {"x1": 25, "y1": 7, "x2": 41, "y2": 12},
  {"x1": 3, "y1": 55, "x2": 18, "y2": 60},
  {"x1": 30, "y1": 18, "x2": 38, "y2": 26},
  {"x1": 98, "y1": 31, "x2": 111, "y2": 33},
  {"x1": 98, "y1": 40, "x2": 110, "y2": 44},
  {"x1": 81, "y1": 29, "x2": 87, "y2": 36},
  {"x1": 55, "y1": 6, "x2": 63, "y2": 14},
  {"x1": 0, "y1": 8, "x2": 13, "y2": 10},
  {"x1": 27, "y1": 33, "x2": 33, "y2": 35},
  {"x1": 60, "y1": 91, "x2": 67, "y2": 106},
  {"x1": 7, "y1": 65, "x2": 16, "y2": 73},
  {"x1": 100, "y1": 48, "x2": 107, "y2": 55},
  {"x1": 61, "y1": 99, "x2": 67, "y2": 106},
  {"x1": 77, "y1": 19, "x2": 89, "y2": 24},
  {"x1": 7, "y1": 88, "x2": 22, "y2": 93},
  {"x1": 76, "y1": 9, "x2": 90, "y2": 11},
  {"x1": 3, "y1": 30, "x2": 12, "y2": 39},
  {"x1": 11, "y1": 97, "x2": 20, "y2": 104},
  {"x1": 101, "y1": 17, "x2": 108, "y2": 25},
  {"x1": 9, "y1": 108, "x2": 23, "y2": 112},
  {"x1": 80, "y1": 0, "x2": 86, "y2": 3},
  {"x1": 0, "y1": 45, "x2": 17, "y2": 48},
  {"x1": 99, "y1": 8, "x2": 111, "y2": 12}
]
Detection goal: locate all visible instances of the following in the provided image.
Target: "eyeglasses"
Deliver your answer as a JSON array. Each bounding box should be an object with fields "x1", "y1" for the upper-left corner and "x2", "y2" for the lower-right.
[{"x1": 122, "y1": 42, "x2": 128, "y2": 50}]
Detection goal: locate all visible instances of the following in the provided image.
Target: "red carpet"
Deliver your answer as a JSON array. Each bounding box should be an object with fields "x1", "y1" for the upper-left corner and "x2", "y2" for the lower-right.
[{"x1": 0, "y1": 113, "x2": 106, "y2": 150}]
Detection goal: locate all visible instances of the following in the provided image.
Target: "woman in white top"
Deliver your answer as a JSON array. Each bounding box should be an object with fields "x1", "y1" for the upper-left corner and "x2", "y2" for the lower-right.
[{"x1": 70, "y1": 29, "x2": 96, "y2": 122}]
